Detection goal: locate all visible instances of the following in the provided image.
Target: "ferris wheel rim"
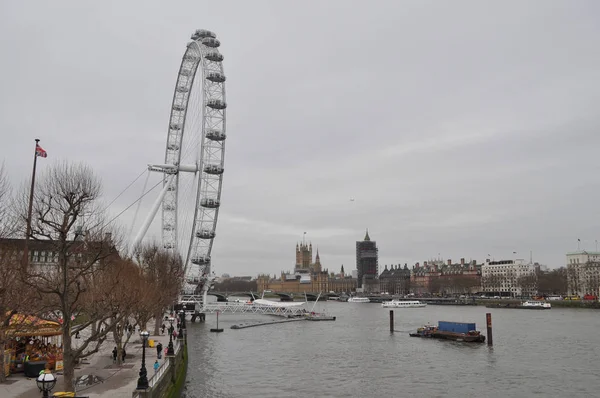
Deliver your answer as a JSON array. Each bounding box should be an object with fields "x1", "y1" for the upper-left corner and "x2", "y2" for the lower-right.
[{"x1": 160, "y1": 30, "x2": 227, "y2": 290}]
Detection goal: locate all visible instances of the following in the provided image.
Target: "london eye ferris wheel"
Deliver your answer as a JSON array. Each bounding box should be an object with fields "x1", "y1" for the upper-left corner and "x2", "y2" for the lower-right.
[{"x1": 134, "y1": 29, "x2": 227, "y2": 298}]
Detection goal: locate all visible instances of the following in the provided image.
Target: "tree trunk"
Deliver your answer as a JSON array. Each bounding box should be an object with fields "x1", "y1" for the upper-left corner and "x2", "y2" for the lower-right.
[
  {"x1": 153, "y1": 309, "x2": 162, "y2": 336},
  {"x1": 0, "y1": 337, "x2": 6, "y2": 383},
  {"x1": 62, "y1": 324, "x2": 75, "y2": 392}
]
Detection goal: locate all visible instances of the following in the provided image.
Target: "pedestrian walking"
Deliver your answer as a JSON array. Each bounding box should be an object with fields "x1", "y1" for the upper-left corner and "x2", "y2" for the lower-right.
[
  {"x1": 156, "y1": 342, "x2": 163, "y2": 359},
  {"x1": 153, "y1": 360, "x2": 159, "y2": 373},
  {"x1": 121, "y1": 348, "x2": 126, "y2": 363},
  {"x1": 112, "y1": 347, "x2": 117, "y2": 363}
]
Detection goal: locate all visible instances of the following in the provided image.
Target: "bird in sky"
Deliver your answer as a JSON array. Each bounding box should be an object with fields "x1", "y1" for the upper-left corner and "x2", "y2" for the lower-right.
[{"x1": 350, "y1": 198, "x2": 355, "y2": 202}]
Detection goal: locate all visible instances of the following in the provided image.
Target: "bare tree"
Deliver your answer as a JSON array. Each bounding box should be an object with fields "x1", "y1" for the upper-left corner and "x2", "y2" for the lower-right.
[
  {"x1": 18, "y1": 162, "x2": 124, "y2": 392},
  {"x1": 0, "y1": 167, "x2": 38, "y2": 383},
  {"x1": 133, "y1": 243, "x2": 183, "y2": 336},
  {"x1": 537, "y1": 267, "x2": 568, "y2": 296},
  {"x1": 516, "y1": 274, "x2": 537, "y2": 297}
]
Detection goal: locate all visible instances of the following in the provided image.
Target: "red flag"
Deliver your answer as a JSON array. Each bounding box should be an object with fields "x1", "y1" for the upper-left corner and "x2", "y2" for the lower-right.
[{"x1": 35, "y1": 144, "x2": 47, "y2": 158}]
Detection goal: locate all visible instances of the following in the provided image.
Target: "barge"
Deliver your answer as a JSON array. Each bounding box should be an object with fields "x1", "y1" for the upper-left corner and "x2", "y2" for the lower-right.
[{"x1": 409, "y1": 321, "x2": 486, "y2": 343}]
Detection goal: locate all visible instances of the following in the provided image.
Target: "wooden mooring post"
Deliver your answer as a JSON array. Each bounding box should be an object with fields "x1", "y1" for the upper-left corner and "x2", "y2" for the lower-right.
[
  {"x1": 486, "y1": 312, "x2": 493, "y2": 346},
  {"x1": 389, "y1": 310, "x2": 394, "y2": 333}
]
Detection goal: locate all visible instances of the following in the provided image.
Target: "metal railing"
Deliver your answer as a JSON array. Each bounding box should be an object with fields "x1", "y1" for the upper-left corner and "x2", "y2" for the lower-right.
[
  {"x1": 146, "y1": 337, "x2": 183, "y2": 389},
  {"x1": 148, "y1": 359, "x2": 169, "y2": 389}
]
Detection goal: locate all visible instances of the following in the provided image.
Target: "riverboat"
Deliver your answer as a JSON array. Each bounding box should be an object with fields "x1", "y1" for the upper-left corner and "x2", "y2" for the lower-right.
[
  {"x1": 347, "y1": 297, "x2": 370, "y2": 303},
  {"x1": 381, "y1": 300, "x2": 427, "y2": 308},
  {"x1": 409, "y1": 321, "x2": 486, "y2": 343}
]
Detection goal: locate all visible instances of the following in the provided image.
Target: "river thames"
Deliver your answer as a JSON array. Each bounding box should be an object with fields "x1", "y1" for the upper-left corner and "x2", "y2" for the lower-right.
[{"x1": 182, "y1": 302, "x2": 600, "y2": 397}]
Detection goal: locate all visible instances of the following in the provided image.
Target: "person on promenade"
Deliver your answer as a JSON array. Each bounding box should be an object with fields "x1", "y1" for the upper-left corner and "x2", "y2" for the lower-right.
[
  {"x1": 154, "y1": 360, "x2": 159, "y2": 373},
  {"x1": 112, "y1": 347, "x2": 117, "y2": 363},
  {"x1": 121, "y1": 348, "x2": 126, "y2": 363},
  {"x1": 156, "y1": 342, "x2": 163, "y2": 359}
]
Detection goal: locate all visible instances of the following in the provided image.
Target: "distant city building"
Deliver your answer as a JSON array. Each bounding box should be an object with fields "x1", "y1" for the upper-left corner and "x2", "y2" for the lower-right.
[
  {"x1": 566, "y1": 250, "x2": 600, "y2": 298},
  {"x1": 411, "y1": 258, "x2": 481, "y2": 295},
  {"x1": 379, "y1": 264, "x2": 411, "y2": 295},
  {"x1": 356, "y1": 230, "x2": 379, "y2": 293},
  {"x1": 481, "y1": 259, "x2": 536, "y2": 297},
  {"x1": 256, "y1": 243, "x2": 356, "y2": 294}
]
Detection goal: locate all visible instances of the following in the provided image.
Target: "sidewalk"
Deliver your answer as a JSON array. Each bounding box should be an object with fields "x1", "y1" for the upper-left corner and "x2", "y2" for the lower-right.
[{"x1": 1, "y1": 319, "x2": 178, "y2": 398}]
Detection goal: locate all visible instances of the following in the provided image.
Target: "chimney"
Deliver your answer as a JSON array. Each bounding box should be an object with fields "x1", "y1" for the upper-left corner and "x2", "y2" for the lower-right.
[
  {"x1": 415, "y1": 262, "x2": 419, "y2": 269},
  {"x1": 460, "y1": 258, "x2": 465, "y2": 265},
  {"x1": 424, "y1": 261, "x2": 428, "y2": 267},
  {"x1": 447, "y1": 259, "x2": 452, "y2": 266}
]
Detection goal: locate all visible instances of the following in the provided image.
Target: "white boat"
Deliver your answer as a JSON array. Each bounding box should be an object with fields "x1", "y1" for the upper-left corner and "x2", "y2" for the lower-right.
[
  {"x1": 521, "y1": 301, "x2": 551, "y2": 309},
  {"x1": 347, "y1": 297, "x2": 370, "y2": 303},
  {"x1": 382, "y1": 300, "x2": 427, "y2": 308}
]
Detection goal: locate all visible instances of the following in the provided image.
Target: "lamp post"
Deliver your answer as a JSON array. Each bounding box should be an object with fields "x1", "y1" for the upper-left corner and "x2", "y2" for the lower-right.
[
  {"x1": 178, "y1": 310, "x2": 184, "y2": 339},
  {"x1": 167, "y1": 317, "x2": 175, "y2": 356},
  {"x1": 136, "y1": 330, "x2": 150, "y2": 390},
  {"x1": 36, "y1": 370, "x2": 57, "y2": 398}
]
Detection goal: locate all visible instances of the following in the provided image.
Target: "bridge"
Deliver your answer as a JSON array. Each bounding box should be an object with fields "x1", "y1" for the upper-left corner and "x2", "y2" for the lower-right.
[
  {"x1": 179, "y1": 295, "x2": 307, "y2": 316},
  {"x1": 178, "y1": 291, "x2": 338, "y2": 317}
]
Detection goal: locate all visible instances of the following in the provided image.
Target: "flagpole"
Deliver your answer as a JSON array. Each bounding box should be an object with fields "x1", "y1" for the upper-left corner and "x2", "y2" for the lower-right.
[{"x1": 23, "y1": 138, "x2": 40, "y2": 268}]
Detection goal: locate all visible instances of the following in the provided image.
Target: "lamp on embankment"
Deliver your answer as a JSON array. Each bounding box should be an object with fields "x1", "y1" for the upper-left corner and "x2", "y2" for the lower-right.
[
  {"x1": 136, "y1": 330, "x2": 150, "y2": 390},
  {"x1": 167, "y1": 317, "x2": 175, "y2": 356},
  {"x1": 36, "y1": 370, "x2": 57, "y2": 398},
  {"x1": 178, "y1": 310, "x2": 184, "y2": 339}
]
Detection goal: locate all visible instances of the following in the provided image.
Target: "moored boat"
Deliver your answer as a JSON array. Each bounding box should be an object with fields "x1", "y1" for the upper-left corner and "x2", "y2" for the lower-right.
[
  {"x1": 409, "y1": 321, "x2": 486, "y2": 343},
  {"x1": 382, "y1": 300, "x2": 427, "y2": 308},
  {"x1": 347, "y1": 297, "x2": 370, "y2": 303}
]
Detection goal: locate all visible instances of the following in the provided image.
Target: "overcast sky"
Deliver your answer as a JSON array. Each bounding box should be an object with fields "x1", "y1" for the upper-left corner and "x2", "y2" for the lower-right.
[{"x1": 2, "y1": 1, "x2": 599, "y2": 277}]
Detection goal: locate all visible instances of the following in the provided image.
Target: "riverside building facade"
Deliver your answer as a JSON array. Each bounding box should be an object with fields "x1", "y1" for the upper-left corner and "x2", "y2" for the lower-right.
[
  {"x1": 566, "y1": 250, "x2": 600, "y2": 298},
  {"x1": 481, "y1": 259, "x2": 536, "y2": 297},
  {"x1": 256, "y1": 243, "x2": 357, "y2": 294}
]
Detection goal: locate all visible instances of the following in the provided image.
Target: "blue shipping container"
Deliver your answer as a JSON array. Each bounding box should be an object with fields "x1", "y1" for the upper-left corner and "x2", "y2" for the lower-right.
[{"x1": 437, "y1": 321, "x2": 476, "y2": 334}]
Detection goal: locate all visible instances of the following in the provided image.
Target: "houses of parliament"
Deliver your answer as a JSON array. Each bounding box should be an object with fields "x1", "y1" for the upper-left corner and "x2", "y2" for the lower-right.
[{"x1": 256, "y1": 242, "x2": 357, "y2": 294}]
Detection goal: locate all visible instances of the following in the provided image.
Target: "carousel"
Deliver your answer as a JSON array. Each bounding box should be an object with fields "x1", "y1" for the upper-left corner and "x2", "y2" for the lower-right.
[{"x1": 4, "y1": 313, "x2": 63, "y2": 377}]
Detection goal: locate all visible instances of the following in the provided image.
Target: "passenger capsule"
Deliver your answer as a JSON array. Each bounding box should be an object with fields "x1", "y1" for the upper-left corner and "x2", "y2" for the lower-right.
[
  {"x1": 205, "y1": 129, "x2": 227, "y2": 141},
  {"x1": 164, "y1": 204, "x2": 176, "y2": 211},
  {"x1": 170, "y1": 123, "x2": 181, "y2": 130},
  {"x1": 176, "y1": 85, "x2": 189, "y2": 93},
  {"x1": 196, "y1": 229, "x2": 216, "y2": 239},
  {"x1": 173, "y1": 104, "x2": 185, "y2": 112},
  {"x1": 191, "y1": 29, "x2": 216, "y2": 40},
  {"x1": 200, "y1": 198, "x2": 220, "y2": 208},
  {"x1": 204, "y1": 164, "x2": 224, "y2": 175},
  {"x1": 167, "y1": 143, "x2": 179, "y2": 150},
  {"x1": 205, "y1": 51, "x2": 224, "y2": 62},
  {"x1": 201, "y1": 37, "x2": 220, "y2": 48},
  {"x1": 191, "y1": 256, "x2": 211, "y2": 265},
  {"x1": 206, "y1": 72, "x2": 226, "y2": 83},
  {"x1": 206, "y1": 99, "x2": 226, "y2": 109}
]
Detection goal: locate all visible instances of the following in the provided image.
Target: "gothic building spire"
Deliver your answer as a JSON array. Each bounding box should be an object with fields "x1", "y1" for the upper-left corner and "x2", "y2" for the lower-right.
[{"x1": 364, "y1": 229, "x2": 371, "y2": 241}]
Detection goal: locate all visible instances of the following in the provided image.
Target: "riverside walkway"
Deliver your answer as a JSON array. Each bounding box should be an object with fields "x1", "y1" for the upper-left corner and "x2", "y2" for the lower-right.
[{"x1": 2, "y1": 320, "x2": 179, "y2": 398}]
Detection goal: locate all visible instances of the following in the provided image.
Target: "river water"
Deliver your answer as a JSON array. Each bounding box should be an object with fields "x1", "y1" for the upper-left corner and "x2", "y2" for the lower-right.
[{"x1": 182, "y1": 302, "x2": 600, "y2": 398}]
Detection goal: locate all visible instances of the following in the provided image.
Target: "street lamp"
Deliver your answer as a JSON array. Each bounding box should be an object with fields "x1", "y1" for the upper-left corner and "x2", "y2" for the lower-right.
[
  {"x1": 167, "y1": 317, "x2": 175, "y2": 356},
  {"x1": 36, "y1": 370, "x2": 57, "y2": 398},
  {"x1": 136, "y1": 330, "x2": 150, "y2": 390},
  {"x1": 178, "y1": 310, "x2": 184, "y2": 339}
]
